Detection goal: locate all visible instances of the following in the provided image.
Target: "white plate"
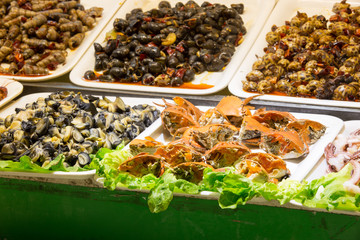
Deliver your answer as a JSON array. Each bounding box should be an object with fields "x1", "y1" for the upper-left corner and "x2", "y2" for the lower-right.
[
  {"x1": 0, "y1": 0, "x2": 125, "y2": 82},
  {"x1": 130, "y1": 104, "x2": 344, "y2": 181},
  {"x1": 305, "y1": 120, "x2": 360, "y2": 182},
  {"x1": 70, "y1": 0, "x2": 275, "y2": 95},
  {"x1": 0, "y1": 92, "x2": 163, "y2": 180},
  {"x1": 0, "y1": 79, "x2": 23, "y2": 109},
  {"x1": 228, "y1": 0, "x2": 360, "y2": 108}
]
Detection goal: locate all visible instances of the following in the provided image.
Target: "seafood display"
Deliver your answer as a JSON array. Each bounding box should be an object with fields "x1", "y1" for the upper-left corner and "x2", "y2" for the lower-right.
[
  {"x1": 84, "y1": 1, "x2": 247, "y2": 87},
  {"x1": 0, "y1": 91, "x2": 160, "y2": 168},
  {"x1": 123, "y1": 96, "x2": 327, "y2": 184},
  {"x1": 241, "y1": 0, "x2": 360, "y2": 102},
  {"x1": 0, "y1": 0, "x2": 103, "y2": 76}
]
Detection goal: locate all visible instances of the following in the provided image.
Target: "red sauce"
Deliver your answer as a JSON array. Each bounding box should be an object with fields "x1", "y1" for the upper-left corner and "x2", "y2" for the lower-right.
[{"x1": 83, "y1": 78, "x2": 214, "y2": 90}]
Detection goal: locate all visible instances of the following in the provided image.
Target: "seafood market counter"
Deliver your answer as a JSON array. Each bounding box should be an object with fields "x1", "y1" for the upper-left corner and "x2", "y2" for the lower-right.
[{"x1": 0, "y1": 78, "x2": 359, "y2": 240}]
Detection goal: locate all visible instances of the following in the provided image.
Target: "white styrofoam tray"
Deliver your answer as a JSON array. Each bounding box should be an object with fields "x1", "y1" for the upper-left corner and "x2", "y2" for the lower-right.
[
  {"x1": 0, "y1": 0, "x2": 125, "y2": 82},
  {"x1": 119, "y1": 102, "x2": 344, "y2": 181},
  {"x1": 70, "y1": 0, "x2": 275, "y2": 95},
  {"x1": 228, "y1": 0, "x2": 360, "y2": 108},
  {"x1": 0, "y1": 79, "x2": 23, "y2": 109},
  {"x1": 0, "y1": 92, "x2": 163, "y2": 179}
]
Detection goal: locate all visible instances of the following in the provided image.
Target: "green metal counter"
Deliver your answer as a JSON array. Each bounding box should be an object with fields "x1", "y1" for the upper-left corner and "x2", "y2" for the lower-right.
[{"x1": 0, "y1": 177, "x2": 359, "y2": 240}]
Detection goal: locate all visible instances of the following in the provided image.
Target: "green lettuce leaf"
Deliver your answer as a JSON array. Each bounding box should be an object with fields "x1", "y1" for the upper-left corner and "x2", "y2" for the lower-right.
[{"x1": 296, "y1": 163, "x2": 360, "y2": 211}]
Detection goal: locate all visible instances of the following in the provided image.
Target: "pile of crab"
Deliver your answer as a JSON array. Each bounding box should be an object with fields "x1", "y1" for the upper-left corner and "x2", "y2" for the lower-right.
[{"x1": 119, "y1": 96, "x2": 327, "y2": 184}]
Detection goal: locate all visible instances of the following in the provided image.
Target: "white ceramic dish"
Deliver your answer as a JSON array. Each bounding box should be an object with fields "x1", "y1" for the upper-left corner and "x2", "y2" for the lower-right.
[
  {"x1": 305, "y1": 120, "x2": 360, "y2": 182},
  {"x1": 70, "y1": 0, "x2": 275, "y2": 95},
  {"x1": 0, "y1": 92, "x2": 163, "y2": 180},
  {"x1": 228, "y1": 0, "x2": 360, "y2": 108},
  {"x1": 0, "y1": 0, "x2": 124, "y2": 82},
  {"x1": 126, "y1": 104, "x2": 344, "y2": 181},
  {"x1": 0, "y1": 79, "x2": 23, "y2": 109}
]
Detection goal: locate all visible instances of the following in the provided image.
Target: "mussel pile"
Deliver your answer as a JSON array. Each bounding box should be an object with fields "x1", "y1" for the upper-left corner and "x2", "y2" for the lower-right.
[
  {"x1": 0, "y1": 91, "x2": 159, "y2": 168},
  {"x1": 242, "y1": 0, "x2": 360, "y2": 101},
  {"x1": 0, "y1": 0, "x2": 103, "y2": 76},
  {"x1": 84, "y1": 1, "x2": 246, "y2": 87}
]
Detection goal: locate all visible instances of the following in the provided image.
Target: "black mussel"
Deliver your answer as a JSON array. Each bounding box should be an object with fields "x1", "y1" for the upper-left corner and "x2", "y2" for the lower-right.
[
  {"x1": 185, "y1": 1, "x2": 199, "y2": 9},
  {"x1": 192, "y1": 61, "x2": 206, "y2": 74},
  {"x1": 108, "y1": 58, "x2": 124, "y2": 68},
  {"x1": 231, "y1": 3, "x2": 244, "y2": 14},
  {"x1": 189, "y1": 55, "x2": 198, "y2": 65},
  {"x1": 225, "y1": 34, "x2": 238, "y2": 44},
  {"x1": 104, "y1": 39, "x2": 117, "y2": 55},
  {"x1": 137, "y1": 32, "x2": 152, "y2": 44},
  {"x1": 171, "y1": 77, "x2": 183, "y2": 86},
  {"x1": 84, "y1": 70, "x2": 97, "y2": 80},
  {"x1": 148, "y1": 61, "x2": 163, "y2": 74},
  {"x1": 167, "y1": 55, "x2": 179, "y2": 68},
  {"x1": 202, "y1": 39, "x2": 219, "y2": 49},
  {"x1": 159, "y1": 7, "x2": 174, "y2": 16},
  {"x1": 219, "y1": 52, "x2": 232, "y2": 64},
  {"x1": 207, "y1": 58, "x2": 225, "y2": 72},
  {"x1": 188, "y1": 47, "x2": 198, "y2": 56},
  {"x1": 109, "y1": 67, "x2": 126, "y2": 79},
  {"x1": 226, "y1": 18, "x2": 244, "y2": 27},
  {"x1": 128, "y1": 40, "x2": 140, "y2": 50},
  {"x1": 147, "y1": 22, "x2": 162, "y2": 34},
  {"x1": 194, "y1": 34, "x2": 206, "y2": 47},
  {"x1": 142, "y1": 58, "x2": 153, "y2": 65},
  {"x1": 152, "y1": 33, "x2": 166, "y2": 45},
  {"x1": 197, "y1": 24, "x2": 213, "y2": 34},
  {"x1": 159, "y1": 1, "x2": 171, "y2": 8},
  {"x1": 99, "y1": 74, "x2": 115, "y2": 82},
  {"x1": 201, "y1": 2, "x2": 212, "y2": 7},
  {"x1": 175, "y1": 2, "x2": 184, "y2": 9},
  {"x1": 222, "y1": 8, "x2": 238, "y2": 19},
  {"x1": 102, "y1": 58, "x2": 110, "y2": 70},
  {"x1": 176, "y1": 25, "x2": 189, "y2": 39},
  {"x1": 21, "y1": 121, "x2": 35, "y2": 133},
  {"x1": 78, "y1": 152, "x2": 91, "y2": 166},
  {"x1": 199, "y1": 50, "x2": 214, "y2": 64},
  {"x1": 93, "y1": 43, "x2": 103, "y2": 53},
  {"x1": 142, "y1": 73, "x2": 155, "y2": 85},
  {"x1": 95, "y1": 53, "x2": 108, "y2": 61},
  {"x1": 111, "y1": 46, "x2": 130, "y2": 59},
  {"x1": 94, "y1": 59, "x2": 103, "y2": 71},
  {"x1": 114, "y1": 18, "x2": 129, "y2": 31},
  {"x1": 128, "y1": 57, "x2": 139, "y2": 70},
  {"x1": 145, "y1": 47, "x2": 161, "y2": 59},
  {"x1": 35, "y1": 118, "x2": 50, "y2": 136},
  {"x1": 183, "y1": 69, "x2": 195, "y2": 82}
]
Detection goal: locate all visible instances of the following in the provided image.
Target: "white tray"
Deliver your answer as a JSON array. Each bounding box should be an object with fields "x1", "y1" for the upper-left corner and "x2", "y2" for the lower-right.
[
  {"x1": 0, "y1": 92, "x2": 163, "y2": 180},
  {"x1": 305, "y1": 120, "x2": 360, "y2": 182},
  {"x1": 0, "y1": 0, "x2": 124, "y2": 82},
  {"x1": 228, "y1": 0, "x2": 360, "y2": 108},
  {"x1": 130, "y1": 104, "x2": 344, "y2": 181},
  {"x1": 0, "y1": 79, "x2": 23, "y2": 109},
  {"x1": 70, "y1": 0, "x2": 275, "y2": 95}
]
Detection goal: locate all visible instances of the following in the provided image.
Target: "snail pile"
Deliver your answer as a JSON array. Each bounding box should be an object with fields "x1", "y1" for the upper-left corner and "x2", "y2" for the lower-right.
[
  {"x1": 0, "y1": 0, "x2": 103, "y2": 75},
  {"x1": 84, "y1": 0, "x2": 246, "y2": 87},
  {"x1": 242, "y1": 0, "x2": 360, "y2": 101},
  {"x1": 0, "y1": 91, "x2": 159, "y2": 168}
]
